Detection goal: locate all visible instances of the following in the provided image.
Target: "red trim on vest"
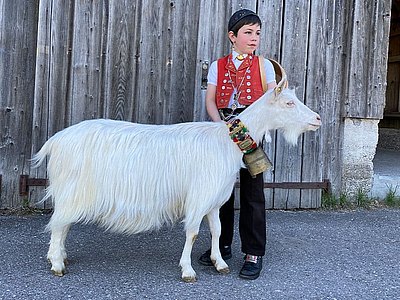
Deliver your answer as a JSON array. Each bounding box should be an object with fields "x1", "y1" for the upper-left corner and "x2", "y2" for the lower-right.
[{"x1": 216, "y1": 54, "x2": 264, "y2": 109}]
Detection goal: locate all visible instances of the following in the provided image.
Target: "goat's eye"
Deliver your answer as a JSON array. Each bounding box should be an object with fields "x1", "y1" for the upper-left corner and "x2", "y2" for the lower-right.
[{"x1": 287, "y1": 101, "x2": 295, "y2": 107}]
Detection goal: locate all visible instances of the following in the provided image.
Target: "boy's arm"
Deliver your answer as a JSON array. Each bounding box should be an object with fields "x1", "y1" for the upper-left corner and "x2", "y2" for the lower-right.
[{"x1": 205, "y1": 84, "x2": 222, "y2": 122}]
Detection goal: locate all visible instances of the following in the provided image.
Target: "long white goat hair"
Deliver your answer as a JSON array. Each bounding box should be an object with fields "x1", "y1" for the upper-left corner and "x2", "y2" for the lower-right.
[{"x1": 32, "y1": 118, "x2": 242, "y2": 234}]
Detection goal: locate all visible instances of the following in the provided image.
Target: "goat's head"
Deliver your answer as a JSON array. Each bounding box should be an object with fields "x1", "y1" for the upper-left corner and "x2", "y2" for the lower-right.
[
  {"x1": 266, "y1": 75, "x2": 322, "y2": 145},
  {"x1": 239, "y1": 60, "x2": 322, "y2": 145},
  {"x1": 266, "y1": 60, "x2": 321, "y2": 145},
  {"x1": 269, "y1": 90, "x2": 321, "y2": 145}
]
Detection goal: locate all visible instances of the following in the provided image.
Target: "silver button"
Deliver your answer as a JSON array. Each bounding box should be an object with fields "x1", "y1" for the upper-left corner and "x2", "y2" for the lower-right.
[
  {"x1": 247, "y1": 82, "x2": 251, "y2": 86},
  {"x1": 247, "y1": 95, "x2": 252, "y2": 100}
]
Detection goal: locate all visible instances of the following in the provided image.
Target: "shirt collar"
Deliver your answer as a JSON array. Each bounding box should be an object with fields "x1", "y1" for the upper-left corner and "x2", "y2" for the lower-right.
[{"x1": 232, "y1": 50, "x2": 248, "y2": 61}]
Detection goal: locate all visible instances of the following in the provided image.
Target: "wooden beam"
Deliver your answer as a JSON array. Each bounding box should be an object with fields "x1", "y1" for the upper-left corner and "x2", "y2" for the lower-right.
[
  {"x1": 388, "y1": 55, "x2": 400, "y2": 62},
  {"x1": 19, "y1": 175, "x2": 331, "y2": 197}
]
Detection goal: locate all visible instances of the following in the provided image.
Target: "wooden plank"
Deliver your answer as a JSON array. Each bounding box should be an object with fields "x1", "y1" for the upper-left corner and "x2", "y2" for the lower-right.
[
  {"x1": 256, "y1": 0, "x2": 284, "y2": 209},
  {"x1": 388, "y1": 55, "x2": 400, "y2": 62},
  {"x1": 272, "y1": 0, "x2": 311, "y2": 209},
  {"x1": 133, "y1": 0, "x2": 165, "y2": 124},
  {"x1": 68, "y1": 0, "x2": 104, "y2": 124},
  {"x1": 30, "y1": 0, "x2": 75, "y2": 208},
  {"x1": 386, "y1": 62, "x2": 400, "y2": 113},
  {"x1": 161, "y1": 0, "x2": 200, "y2": 124},
  {"x1": 193, "y1": 0, "x2": 234, "y2": 122},
  {"x1": 301, "y1": 1, "x2": 342, "y2": 208},
  {"x1": 102, "y1": 0, "x2": 138, "y2": 121},
  {"x1": 0, "y1": 0, "x2": 39, "y2": 208},
  {"x1": 345, "y1": 0, "x2": 391, "y2": 119},
  {"x1": 257, "y1": 0, "x2": 284, "y2": 61}
]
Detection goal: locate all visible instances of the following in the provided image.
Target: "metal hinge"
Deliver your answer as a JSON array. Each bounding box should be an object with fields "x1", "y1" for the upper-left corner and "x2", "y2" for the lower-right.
[{"x1": 19, "y1": 175, "x2": 48, "y2": 196}]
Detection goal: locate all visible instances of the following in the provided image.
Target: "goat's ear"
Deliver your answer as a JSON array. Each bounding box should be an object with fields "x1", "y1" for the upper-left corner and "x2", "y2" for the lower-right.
[{"x1": 268, "y1": 59, "x2": 289, "y2": 97}]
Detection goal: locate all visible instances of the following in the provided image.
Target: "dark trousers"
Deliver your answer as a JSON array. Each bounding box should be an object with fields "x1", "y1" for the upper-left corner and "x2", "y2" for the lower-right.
[{"x1": 219, "y1": 168, "x2": 266, "y2": 256}]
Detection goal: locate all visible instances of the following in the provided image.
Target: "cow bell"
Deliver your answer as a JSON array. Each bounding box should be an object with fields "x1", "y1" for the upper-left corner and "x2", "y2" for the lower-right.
[{"x1": 243, "y1": 147, "x2": 273, "y2": 177}]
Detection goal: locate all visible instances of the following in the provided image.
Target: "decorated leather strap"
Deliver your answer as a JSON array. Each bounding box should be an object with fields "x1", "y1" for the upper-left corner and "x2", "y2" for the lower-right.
[{"x1": 226, "y1": 118, "x2": 257, "y2": 154}]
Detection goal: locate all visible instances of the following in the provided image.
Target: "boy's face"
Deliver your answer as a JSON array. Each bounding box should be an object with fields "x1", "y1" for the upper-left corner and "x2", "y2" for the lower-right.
[{"x1": 229, "y1": 23, "x2": 261, "y2": 55}]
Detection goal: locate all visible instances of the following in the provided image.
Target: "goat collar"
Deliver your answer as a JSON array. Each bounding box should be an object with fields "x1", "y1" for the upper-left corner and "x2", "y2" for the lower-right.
[{"x1": 226, "y1": 118, "x2": 257, "y2": 154}]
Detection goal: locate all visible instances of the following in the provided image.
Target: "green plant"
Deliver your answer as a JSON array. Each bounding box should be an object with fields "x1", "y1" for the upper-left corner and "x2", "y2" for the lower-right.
[
  {"x1": 355, "y1": 189, "x2": 371, "y2": 208},
  {"x1": 384, "y1": 185, "x2": 400, "y2": 207},
  {"x1": 21, "y1": 196, "x2": 30, "y2": 209},
  {"x1": 321, "y1": 192, "x2": 352, "y2": 209},
  {"x1": 321, "y1": 193, "x2": 338, "y2": 209},
  {"x1": 338, "y1": 192, "x2": 351, "y2": 208}
]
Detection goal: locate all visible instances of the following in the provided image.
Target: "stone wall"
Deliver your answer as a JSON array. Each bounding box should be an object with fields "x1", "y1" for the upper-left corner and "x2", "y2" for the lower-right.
[{"x1": 341, "y1": 118, "x2": 380, "y2": 198}]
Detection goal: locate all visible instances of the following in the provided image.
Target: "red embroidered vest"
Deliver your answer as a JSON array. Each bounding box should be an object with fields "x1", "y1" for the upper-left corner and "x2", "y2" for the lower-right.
[{"x1": 216, "y1": 54, "x2": 264, "y2": 109}]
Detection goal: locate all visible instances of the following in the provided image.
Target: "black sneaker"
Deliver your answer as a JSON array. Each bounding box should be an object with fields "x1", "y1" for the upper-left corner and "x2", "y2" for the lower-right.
[
  {"x1": 239, "y1": 254, "x2": 263, "y2": 280},
  {"x1": 198, "y1": 246, "x2": 232, "y2": 266}
]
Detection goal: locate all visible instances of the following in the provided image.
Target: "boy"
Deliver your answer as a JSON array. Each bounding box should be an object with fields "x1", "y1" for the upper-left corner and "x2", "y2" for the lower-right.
[{"x1": 199, "y1": 9, "x2": 277, "y2": 280}]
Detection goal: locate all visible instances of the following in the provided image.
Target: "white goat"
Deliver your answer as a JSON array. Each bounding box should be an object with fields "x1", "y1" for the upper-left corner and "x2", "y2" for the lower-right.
[{"x1": 32, "y1": 74, "x2": 321, "y2": 282}]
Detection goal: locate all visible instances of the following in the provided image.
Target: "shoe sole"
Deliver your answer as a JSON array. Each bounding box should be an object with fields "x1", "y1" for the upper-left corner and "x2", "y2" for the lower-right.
[{"x1": 239, "y1": 272, "x2": 260, "y2": 280}]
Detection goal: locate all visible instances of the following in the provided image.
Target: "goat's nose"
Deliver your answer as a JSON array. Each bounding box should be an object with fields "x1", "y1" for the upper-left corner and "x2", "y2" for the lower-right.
[{"x1": 316, "y1": 114, "x2": 321, "y2": 121}]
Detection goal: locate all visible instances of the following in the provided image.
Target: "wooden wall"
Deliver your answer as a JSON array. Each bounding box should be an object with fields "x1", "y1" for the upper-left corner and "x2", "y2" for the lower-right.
[
  {"x1": 0, "y1": 0, "x2": 39, "y2": 208},
  {"x1": 383, "y1": 0, "x2": 400, "y2": 128},
  {"x1": 0, "y1": 0, "x2": 391, "y2": 209}
]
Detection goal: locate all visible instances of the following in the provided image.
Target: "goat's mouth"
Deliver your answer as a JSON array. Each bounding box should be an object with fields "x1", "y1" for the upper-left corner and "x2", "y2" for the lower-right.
[{"x1": 308, "y1": 123, "x2": 321, "y2": 130}]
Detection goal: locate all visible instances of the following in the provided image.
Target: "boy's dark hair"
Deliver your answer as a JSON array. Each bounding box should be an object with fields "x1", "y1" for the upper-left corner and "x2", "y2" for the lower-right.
[{"x1": 228, "y1": 9, "x2": 261, "y2": 35}]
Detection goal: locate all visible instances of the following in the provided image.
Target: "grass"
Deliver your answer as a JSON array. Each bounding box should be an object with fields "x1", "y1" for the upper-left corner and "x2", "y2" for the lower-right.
[
  {"x1": 384, "y1": 185, "x2": 400, "y2": 208},
  {"x1": 322, "y1": 185, "x2": 400, "y2": 210}
]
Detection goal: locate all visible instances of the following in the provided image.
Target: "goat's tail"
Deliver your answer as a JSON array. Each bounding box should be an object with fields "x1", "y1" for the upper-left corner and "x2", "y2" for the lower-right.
[
  {"x1": 31, "y1": 139, "x2": 53, "y2": 169},
  {"x1": 30, "y1": 139, "x2": 55, "y2": 205}
]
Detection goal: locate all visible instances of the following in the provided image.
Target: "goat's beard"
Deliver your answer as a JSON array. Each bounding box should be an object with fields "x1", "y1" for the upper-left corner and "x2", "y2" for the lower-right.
[{"x1": 281, "y1": 128, "x2": 302, "y2": 146}]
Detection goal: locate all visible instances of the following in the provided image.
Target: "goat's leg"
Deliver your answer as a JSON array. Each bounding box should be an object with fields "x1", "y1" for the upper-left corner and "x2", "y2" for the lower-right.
[
  {"x1": 206, "y1": 208, "x2": 230, "y2": 274},
  {"x1": 179, "y1": 219, "x2": 202, "y2": 283},
  {"x1": 47, "y1": 221, "x2": 71, "y2": 276}
]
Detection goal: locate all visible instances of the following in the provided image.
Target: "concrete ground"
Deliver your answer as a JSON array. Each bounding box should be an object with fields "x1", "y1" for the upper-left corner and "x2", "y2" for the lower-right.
[
  {"x1": 371, "y1": 148, "x2": 400, "y2": 199},
  {"x1": 1, "y1": 209, "x2": 399, "y2": 300}
]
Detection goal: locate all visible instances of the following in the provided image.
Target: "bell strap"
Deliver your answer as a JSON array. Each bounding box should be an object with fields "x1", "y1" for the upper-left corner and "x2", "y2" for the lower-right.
[{"x1": 226, "y1": 118, "x2": 257, "y2": 154}]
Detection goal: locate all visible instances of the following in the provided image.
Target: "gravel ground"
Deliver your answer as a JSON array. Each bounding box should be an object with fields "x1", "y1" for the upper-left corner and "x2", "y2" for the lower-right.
[{"x1": 0, "y1": 209, "x2": 399, "y2": 300}]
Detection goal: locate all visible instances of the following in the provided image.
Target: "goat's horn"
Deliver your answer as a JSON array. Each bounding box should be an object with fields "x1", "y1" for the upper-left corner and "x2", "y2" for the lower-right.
[{"x1": 268, "y1": 59, "x2": 288, "y2": 94}]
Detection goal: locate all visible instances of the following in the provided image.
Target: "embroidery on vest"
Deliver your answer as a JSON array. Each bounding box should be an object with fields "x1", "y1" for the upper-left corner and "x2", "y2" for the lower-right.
[
  {"x1": 216, "y1": 55, "x2": 264, "y2": 109},
  {"x1": 226, "y1": 118, "x2": 257, "y2": 154}
]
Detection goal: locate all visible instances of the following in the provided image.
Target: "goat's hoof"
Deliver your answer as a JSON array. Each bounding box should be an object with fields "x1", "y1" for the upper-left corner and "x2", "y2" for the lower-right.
[
  {"x1": 182, "y1": 275, "x2": 197, "y2": 283},
  {"x1": 217, "y1": 267, "x2": 230, "y2": 274},
  {"x1": 51, "y1": 269, "x2": 65, "y2": 277}
]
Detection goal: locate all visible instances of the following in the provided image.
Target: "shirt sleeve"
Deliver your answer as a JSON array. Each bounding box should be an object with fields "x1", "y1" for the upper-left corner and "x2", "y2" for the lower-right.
[
  {"x1": 264, "y1": 58, "x2": 276, "y2": 84},
  {"x1": 207, "y1": 60, "x2": 218, "y2": 86}
]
